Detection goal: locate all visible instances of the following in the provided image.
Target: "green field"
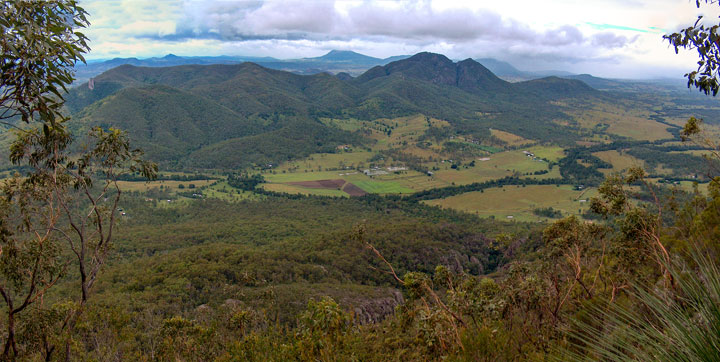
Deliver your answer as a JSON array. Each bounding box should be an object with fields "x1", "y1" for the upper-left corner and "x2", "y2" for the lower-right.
[
  {"x1": 527, "y1": 145, "x2": 565, "y2": 162},
  {"x1": 200, "y1": 180, "x2": 261, "y2": 201},
  {"x1": 116, "y1": 179, "x2": 215, "y2": 193},
  {"x1": 274, "y1": 151, "x2": 374, "y2": 173},
  {"x1": 424, "y1": 184, "x2": 598, "y2": 222},
  {"x1": 262, "y1": 183, "x2": 348, "y2": 197},
  {"x1": 490, "y1": 129, "x2": 534, "y2": 146},
  {"x1": 263, "y1": 171, "x2": 349, "y2": 183},
  {"x1": 352, "y1": 180, "x2": 414, "y2": 194},
  {"x1": 593, "y1": 150, "x2": 646, "y2": 174},
  {"x1": 563, "y1": 100, "x2": 674, "y2": 141}
]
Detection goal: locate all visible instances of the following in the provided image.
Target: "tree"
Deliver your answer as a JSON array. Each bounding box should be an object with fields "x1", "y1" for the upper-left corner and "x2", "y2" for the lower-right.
[
  {"x1": 0, "y1": 0, "x2": 89, "y2": 126},
  {"x1": 664, "y1": 0, "x2": 720, "y2": 95},
  {"x1": 0, "y1": 1, "x2": 156, "y2": 360}
]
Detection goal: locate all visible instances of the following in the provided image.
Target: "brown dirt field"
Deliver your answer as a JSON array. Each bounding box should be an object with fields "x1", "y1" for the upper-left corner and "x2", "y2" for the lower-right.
[
  {"x1": 288, "y1": 179, "x2": 346, "y2": 189},
  {"x1": 342, "y1": 183, "x2": 368, "y2": 196}
]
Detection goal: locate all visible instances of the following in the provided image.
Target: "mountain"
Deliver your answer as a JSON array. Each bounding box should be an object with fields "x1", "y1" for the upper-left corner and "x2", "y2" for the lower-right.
[
  {"x1": 563, "y1": 74, "x2": 634, "y2": 91},
  {"x1": 307, "y1": 50, "x2": 382, "y2": 65},
  {"x1": 519, "y1": 76, "x2": 597, "y2": 98},
  {"x1": 74, "y1": 51, "x2": 414, "y2": 84},
  {"x1": 475, "y1": 58, "x2": 525, "y2": 78},
  {"x1": 63, "y1": 52, "x2": 602, "y2": 170},
  {"x1": 356, "y1": 53, "x2": 508, "y2": 94}
]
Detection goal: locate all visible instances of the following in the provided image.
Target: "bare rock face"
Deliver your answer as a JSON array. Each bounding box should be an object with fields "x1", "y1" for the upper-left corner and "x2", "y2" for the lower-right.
[
  {"x1": 438, "y1": 249, "x2": 485, "y2": 274},
  {"x1": 351, "y1": 289, "x2": 405, "y2": 325}
]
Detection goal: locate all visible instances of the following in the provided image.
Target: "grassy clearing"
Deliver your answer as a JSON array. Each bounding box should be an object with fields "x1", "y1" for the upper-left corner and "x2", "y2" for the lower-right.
[
  {"x1": 263, "y1": 171, "x2": 348, "y2": 183},
  {"x1": 352, "y1": 180, "x2": 414, "y2": 194},
  {"x1": 646, "y1": 178, "x2": 710, "y2": 195},
  {"x1": 425, "y1": 185, "x2": 597, "y2": 222},
  {"x1": 564, "y1": 100, "x2": 673, "y2": 141},
  {"x1": 371, "y1": 114, "x2": 441, "y2": 150},
  {"x1": 116, "y1": 179, "x2": 215, "y2": 193},
  {"x1": 490, "y1": 129, "x2": 534, "y2": 146},
  {"x1": 669, "y1": 150, "x2": 713, "y2": 157},
  {"x1": 414, "y1": 150, "x2": 551, "y2": 187},
  {"x1": 274, "y1": 151, "x2": 374, "y2": 173},
  {"x1": 593, "y1": 150, "x2": 646, "y2": 174},
  {"x1": 522, "y1": 166, "x2": 562, "y2": 180},
  {"x1": 389, "y1": 172, "x2": 451, "y2": 191},
  {"x1": 261, "y1": 183, "x2": 348, "y2": 197},
  {"x1": 528, "y1": 146, "x2": 565, "y2": 162},
  {"x1": 200, "y1": 180, "x2": 260, "y2": 201}
]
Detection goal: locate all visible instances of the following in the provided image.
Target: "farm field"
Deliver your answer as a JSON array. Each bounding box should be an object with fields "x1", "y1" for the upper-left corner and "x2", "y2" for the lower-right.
[
  {"x1": 263, "y1": 148, "x2": 553, "y2": 194},
  {"x1": 424, "y1": 184, "x2": 598, "y2": 222},
  {"x1": 564, "y1": 100, "x2": 673, "y2": 141},
  {"x1": 593, "y1": 150, "x2": 646, "y2": 174},
  {"x1": 262, "y1": 183, "x2": 349, "y2": 197},
  {"x1": 490, "y1": 129, "x2": 533, "y2": 146},
  {"x1": 116, "y1": 179, "x2": 215, "y2": 193},
  {"x1": 429, "y1": 150, "x2": 550, "y2": 185},
  {"x1": 200, "y1": 181, "x2": 261, "y2": 201},
  {"x1": 527, "y1": 145, "x2": 565, "y2": 162},
  {"x1": 352, "y1": 180, "x2": 414, "y2": 194},
  {"x1": 273, "y1": 151, "x2": 374, "y2": 173},
  {"x1": 263, "y1": 171, "x2": 350, "y2": 183}
]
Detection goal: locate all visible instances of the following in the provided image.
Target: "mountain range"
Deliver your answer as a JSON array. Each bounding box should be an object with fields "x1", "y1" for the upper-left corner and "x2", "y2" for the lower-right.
[
  {"x1": 75, "y1": 50, "x2": 603, "y2": 84},
  {"x1": 74, "y1": 50, "x2": 412, "y2": 84},
  {"x1": 60, "y1": 52, "x2": 609, "y2": 170}
]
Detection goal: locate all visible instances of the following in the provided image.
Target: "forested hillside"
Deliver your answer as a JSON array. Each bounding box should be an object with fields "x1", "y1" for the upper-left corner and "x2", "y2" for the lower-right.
[{"x1": 55, "y1": 52, "x2": 618, "y2": 170}]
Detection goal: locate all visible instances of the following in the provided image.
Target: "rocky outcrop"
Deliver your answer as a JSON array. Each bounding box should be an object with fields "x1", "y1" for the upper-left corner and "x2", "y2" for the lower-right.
[{"x1": 351, "y1": 289, "x2": 404, "y2": 325}]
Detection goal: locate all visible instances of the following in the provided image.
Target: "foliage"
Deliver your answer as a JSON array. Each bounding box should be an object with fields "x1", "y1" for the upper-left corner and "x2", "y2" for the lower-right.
[
  {"x1": 0, "y1": 1, "x2": 156, "y2": 360},
  {"x1": 0, "y1": 0, "x2": 89, "y2": 125},
  {"x1": 533, "y1": 207, "x2": 563, "y2": 218},
  {"x1": 227, "y1": 173, "x2": 265, "y2": 191},
  {"x1": 565, "y1": 251, "x2": 720, "y2": 361},
  {"x1": 664, "y1": 0, "x2": 720, "y2": 95}
]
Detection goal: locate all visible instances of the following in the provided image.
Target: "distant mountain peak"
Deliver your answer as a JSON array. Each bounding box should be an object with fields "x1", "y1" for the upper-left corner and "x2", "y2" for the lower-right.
[
  {"x1": 357, "y1": 52, "x2": 507, "y2": 93},
  {"x1": 326, "y1": 50, "x2": 359, "y2": 56},
  {"x1": 162, "y1": 54, "x2": 182, "y2": 59},
  {"x1": 315, "y1": 50, "x2": 380, "y2": 63},
  {"x1": 406, "y1": 52, "x2": 453, "y2": 65}
]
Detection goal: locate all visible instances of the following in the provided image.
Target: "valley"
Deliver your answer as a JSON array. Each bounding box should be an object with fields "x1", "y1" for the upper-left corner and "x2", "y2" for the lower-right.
[
  {"x1": 3, "y1": 40, "x2": 720, "y2": 359},
  {"x1": 1, "y1": 52, "x2": 711, "y2": 222}
]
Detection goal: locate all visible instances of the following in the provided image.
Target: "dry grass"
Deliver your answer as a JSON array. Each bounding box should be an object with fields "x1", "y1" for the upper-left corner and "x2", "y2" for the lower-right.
[
  {"x1": 490, "y1": 129, "x2": 534, "y2": 146},
  {"x1": 593, "y1": 150, "x2": 645, "y2": 174},
  {"x1": 425, "y1": 185, "x2": 598, "y2": 222}
]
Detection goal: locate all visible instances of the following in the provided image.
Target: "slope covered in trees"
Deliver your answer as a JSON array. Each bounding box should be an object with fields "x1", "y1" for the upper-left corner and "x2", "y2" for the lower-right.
[{"x1": 57, "y1": 52, "x2": 618, "y2": 170}]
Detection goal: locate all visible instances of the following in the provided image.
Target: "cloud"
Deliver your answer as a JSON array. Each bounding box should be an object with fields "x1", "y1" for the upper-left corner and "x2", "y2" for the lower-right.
[
  {"x1": 591, "y1": 32, "x2": 632, "y2": 48},
  {"x1": 166, "y1": 1, "x2": 631, "y2": 50},
  {"x1": 78, "y1": 0, "x2": 658, "y2": 77}
]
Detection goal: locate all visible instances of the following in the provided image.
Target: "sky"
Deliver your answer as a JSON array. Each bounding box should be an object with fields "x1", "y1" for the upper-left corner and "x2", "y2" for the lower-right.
[{"x1": 78, "y1": 0, "x2": 720, "y2": 79}]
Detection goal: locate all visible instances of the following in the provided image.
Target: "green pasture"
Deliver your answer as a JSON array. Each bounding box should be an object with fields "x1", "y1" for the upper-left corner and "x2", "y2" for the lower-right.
[
  {"x1": 527, "y1": 145, "x2": 565, "y2": 162},
  {"x1": 352, "y1": 180, "x2": 414, "y2": 194},
  {"x1": 261, "y1": 183, "x2": 348, "y2": 197}
]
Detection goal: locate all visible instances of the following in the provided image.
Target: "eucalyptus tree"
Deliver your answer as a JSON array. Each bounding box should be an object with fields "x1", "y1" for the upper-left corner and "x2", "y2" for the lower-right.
[{"x1": 0, "y1": 1, "x2": 155, "y2": 360}]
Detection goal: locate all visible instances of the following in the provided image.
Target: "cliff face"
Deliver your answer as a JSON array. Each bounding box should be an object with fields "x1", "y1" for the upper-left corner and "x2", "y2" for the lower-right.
[{"x1": 351, "y1": 289, "x2": 405, "y2": 325}]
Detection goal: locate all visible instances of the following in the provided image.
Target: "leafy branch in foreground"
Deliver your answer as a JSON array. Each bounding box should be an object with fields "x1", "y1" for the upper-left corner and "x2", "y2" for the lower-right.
[
  {"x1": 0, "y1": 0, "x2": 89, "y2": 125},
  {"x1": 664, "y1": 0, "x2": 720, "y2": 95}
]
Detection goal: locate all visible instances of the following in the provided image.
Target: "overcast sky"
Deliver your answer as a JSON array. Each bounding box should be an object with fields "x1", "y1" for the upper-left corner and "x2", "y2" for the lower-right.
[{"x1": 78, "y1": 0, "x2": 720, "y2": 79}]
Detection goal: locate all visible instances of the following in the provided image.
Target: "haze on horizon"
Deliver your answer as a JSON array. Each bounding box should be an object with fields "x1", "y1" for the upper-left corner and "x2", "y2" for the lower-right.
[{"x1": 79, "y1": 0, "x2": 720, "y2": 79}]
